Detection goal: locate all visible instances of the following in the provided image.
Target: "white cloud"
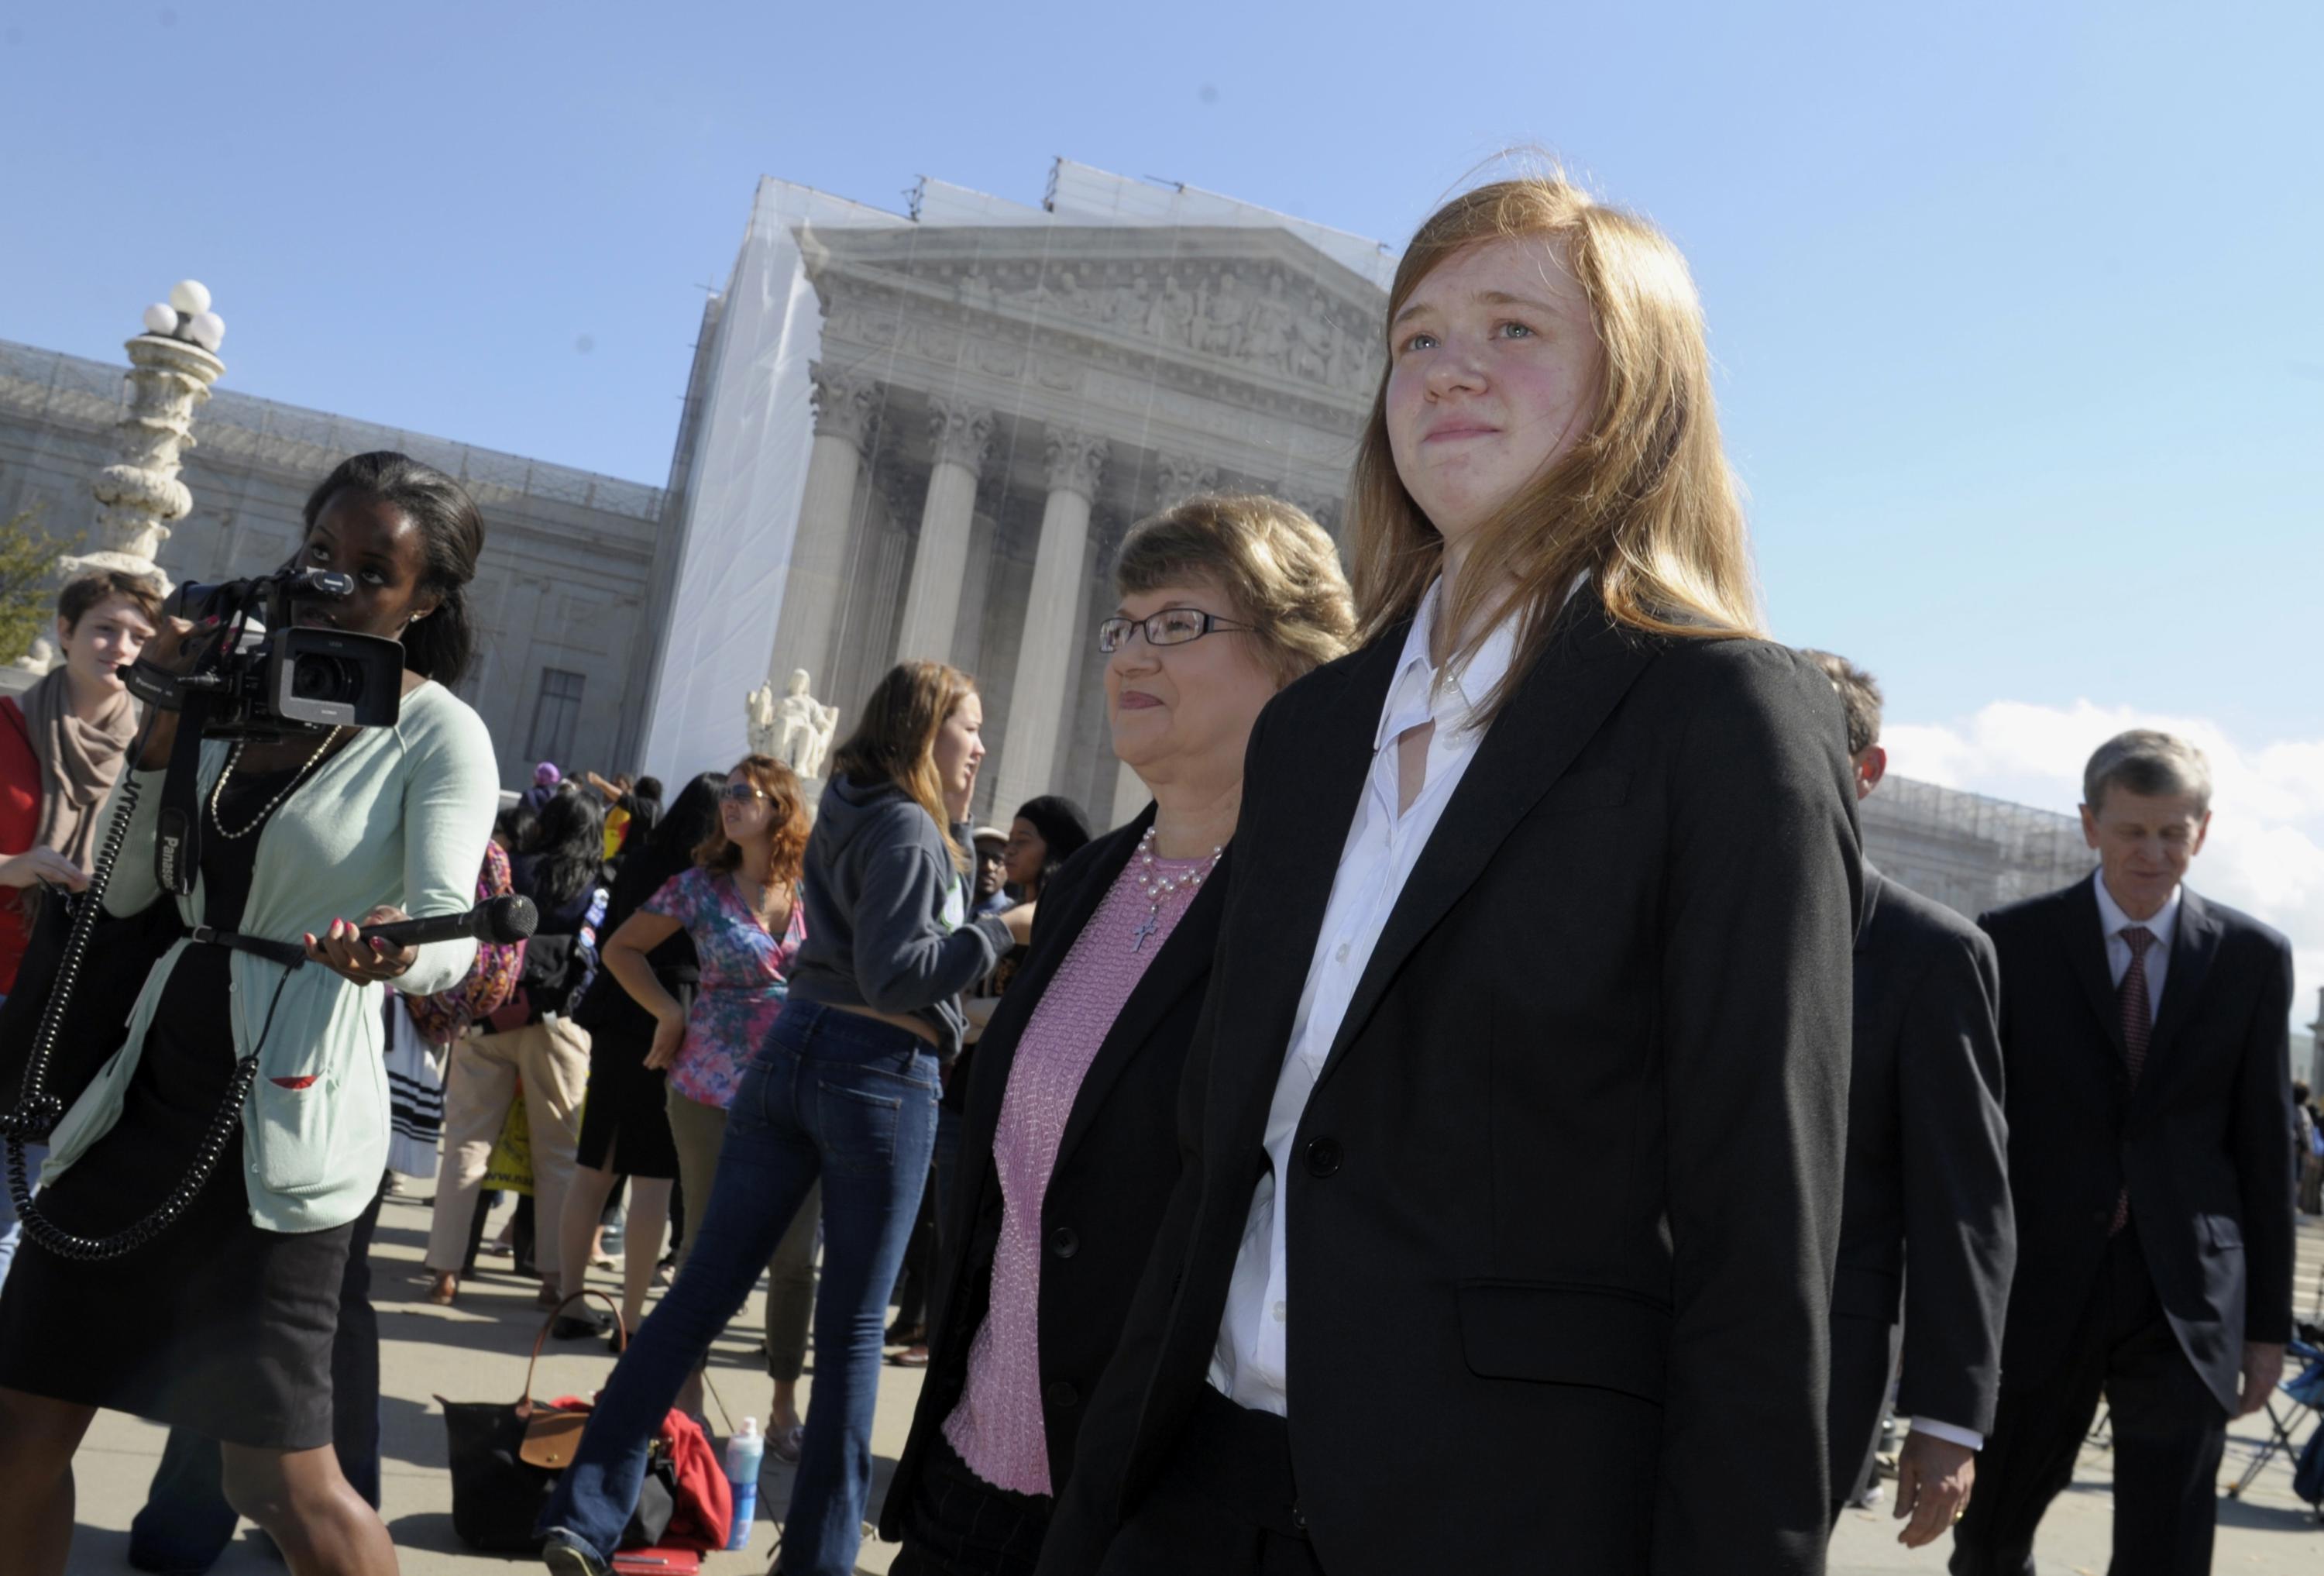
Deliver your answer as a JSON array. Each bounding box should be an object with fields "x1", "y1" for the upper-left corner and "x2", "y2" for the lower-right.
[{"x1": 1884, "y1": 700, "x2": 2324, "y2": 1057}]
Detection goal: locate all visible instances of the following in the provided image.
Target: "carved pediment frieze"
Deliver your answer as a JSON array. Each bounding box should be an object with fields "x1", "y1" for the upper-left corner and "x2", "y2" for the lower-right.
[{"x1": 808, "y1": 227, "x2": 1388, "y2": 425}]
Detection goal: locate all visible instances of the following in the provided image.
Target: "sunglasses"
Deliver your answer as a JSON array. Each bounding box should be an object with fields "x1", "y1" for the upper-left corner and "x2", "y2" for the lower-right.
[{"x1": 720, "y1": 783, "x2": 768, "y2": 803}]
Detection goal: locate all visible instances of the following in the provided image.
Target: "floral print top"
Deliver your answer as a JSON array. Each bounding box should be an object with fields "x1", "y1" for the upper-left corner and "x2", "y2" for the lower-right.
[
  {"x1": 404, "y1": 841, "x2": 527, "y2": 1047},
  {"x1": 645, "y1": 865, "x2": 806, "y2": 1110}
]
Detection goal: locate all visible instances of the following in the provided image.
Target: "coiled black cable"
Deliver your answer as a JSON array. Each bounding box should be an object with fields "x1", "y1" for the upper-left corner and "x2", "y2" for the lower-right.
[{"x1": 1, "y1": 714, "x2": 295, "y2": 1262}]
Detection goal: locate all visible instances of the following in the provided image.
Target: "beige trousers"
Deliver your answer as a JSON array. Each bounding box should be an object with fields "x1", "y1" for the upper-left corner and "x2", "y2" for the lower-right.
[
  {"x1": 425, "y1": 1017, "x2": 592, "y2": 1279},
  {"x1": 665, "y1": 1085, "x2": 820, "y2": 1382}
]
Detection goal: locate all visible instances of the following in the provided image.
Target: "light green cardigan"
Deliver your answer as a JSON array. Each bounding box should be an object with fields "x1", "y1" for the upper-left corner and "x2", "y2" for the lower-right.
[{"x1": 40, "y1": 681, "x2": 500, "y2": 1234}]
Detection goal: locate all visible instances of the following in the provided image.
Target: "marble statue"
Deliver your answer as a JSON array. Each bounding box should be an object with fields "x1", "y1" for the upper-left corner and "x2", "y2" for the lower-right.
[
  {"x1": 1195, "y1": 270, "x2": 1252, "y2": 357},
  {"x1": 746, "y1": 680, "x2": 780, "y2": 759},
  {"x1": 1103, "y1": 277, "x2": 1149, "y2": 328},
  {"x1": 9, "y1": 637, "x2": 58, "y2": 676},
  {"x1": 1143, "y1": 274, "x2": 1196, "y2": 347},
  {"x1": 1243, "y1": 275, "x2": 1297, "y2": 373},
  {"x1": 1040, "y1": 267, "x2": 1096, "y2": 319},
  {"x1": 772, "y1": 669, "x2": 841, "y2": 782},
  {"x1": 1290, "y1": 304, "x2": 1336, "y2": 382}
]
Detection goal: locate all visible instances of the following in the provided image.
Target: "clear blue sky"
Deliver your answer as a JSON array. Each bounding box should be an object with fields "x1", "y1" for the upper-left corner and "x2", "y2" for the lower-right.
[{"x1": 2, "y1": 0, "x2": 2317, "y2": 745}]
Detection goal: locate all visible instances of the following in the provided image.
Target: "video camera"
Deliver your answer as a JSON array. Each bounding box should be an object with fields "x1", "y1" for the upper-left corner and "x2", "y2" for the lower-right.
[{"x1": 122, "y1": 566, "x2": 405, "y2": 741}]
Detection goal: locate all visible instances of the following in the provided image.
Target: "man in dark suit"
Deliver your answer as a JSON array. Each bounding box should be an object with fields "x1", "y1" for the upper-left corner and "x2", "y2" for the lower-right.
[
  {"x1": 1951, "y1": 729, "x2": 2296, "y2": 1576},
  {"x1": 1804, "y1": 652, "x2": 2013, "y2": 1547}
]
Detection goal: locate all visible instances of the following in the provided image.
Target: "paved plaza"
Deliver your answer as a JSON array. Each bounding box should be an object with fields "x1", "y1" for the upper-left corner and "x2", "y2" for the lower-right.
[{"x1": 53, "y1": 1192, "x2": 2324, "y2": 1575}]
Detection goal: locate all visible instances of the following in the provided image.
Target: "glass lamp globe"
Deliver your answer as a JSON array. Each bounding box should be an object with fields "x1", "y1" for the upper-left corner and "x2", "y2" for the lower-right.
[{"x1": 167, "y1": 280, "x2": 212, "y2": 315}]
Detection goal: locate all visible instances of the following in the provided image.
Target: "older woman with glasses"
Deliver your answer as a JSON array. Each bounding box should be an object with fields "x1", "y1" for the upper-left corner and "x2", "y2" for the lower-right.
[{"x1": 880, "y1": 494, "x2": 1354, "y2": 1576}]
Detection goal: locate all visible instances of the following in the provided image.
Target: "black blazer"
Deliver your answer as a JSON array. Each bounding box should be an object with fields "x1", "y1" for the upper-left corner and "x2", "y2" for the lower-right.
[
  {"x1": 1827, "y1": 864, "x2": 2013, "y2": 1489},
  {"x1": 1979, "y1": 876, "x2": 2295, "y2": 1413},
  {"x1": 1038, "y1": 590, "x2": 1862, "y2": 1576},
  {"x1": 879, "y1": 805, "x2": 1229, "y2": 1536}
]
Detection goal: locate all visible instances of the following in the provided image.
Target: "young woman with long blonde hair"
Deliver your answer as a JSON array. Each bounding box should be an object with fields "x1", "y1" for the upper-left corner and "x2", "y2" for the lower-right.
[{"x1": 1038, "y1": 176, "x2": 1862, "y2": 1576}]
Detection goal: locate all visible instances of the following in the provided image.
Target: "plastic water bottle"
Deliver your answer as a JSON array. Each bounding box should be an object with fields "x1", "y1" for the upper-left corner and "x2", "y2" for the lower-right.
[{"x1": 724, "y1": 1416, "x2": 764, "y2": 1550}]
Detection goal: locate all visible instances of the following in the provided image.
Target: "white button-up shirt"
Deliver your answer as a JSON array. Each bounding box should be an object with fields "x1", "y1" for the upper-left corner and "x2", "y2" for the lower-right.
[
  {"x1": 2092, "y1": 868, "x2": 2181, "y2": 1013},
  {"x1": 1207, "y1": 578, "x2": 1519, "y2": 1415}
]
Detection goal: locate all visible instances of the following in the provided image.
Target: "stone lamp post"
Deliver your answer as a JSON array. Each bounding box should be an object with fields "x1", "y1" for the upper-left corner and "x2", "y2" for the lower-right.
[{"x1": 65, "y1": 279, "x2": 229, "y2": 586}]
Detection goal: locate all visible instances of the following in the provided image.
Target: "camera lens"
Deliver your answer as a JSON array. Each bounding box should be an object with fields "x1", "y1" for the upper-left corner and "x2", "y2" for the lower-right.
[{"x1": 290, "y1": 654, "x2": 363, "y2": 705}]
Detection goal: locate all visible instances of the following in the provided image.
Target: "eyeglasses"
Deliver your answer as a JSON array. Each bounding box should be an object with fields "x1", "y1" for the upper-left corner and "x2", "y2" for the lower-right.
[
  {"x1": 1097, "y1": 608, "x2": 1257, "y2": 654},
  {"x1": 720, "y1": 782, "x2": 767, "y2": 803}
]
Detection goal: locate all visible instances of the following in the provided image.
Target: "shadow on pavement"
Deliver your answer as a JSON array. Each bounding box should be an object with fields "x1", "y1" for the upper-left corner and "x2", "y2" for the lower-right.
[
  {"x1": 2216, "y1": 1492, "x2": 2324, "y2": 1533},
  {"x1": 386, "y1": 1509, "x2": 467, "y2": 1556}
]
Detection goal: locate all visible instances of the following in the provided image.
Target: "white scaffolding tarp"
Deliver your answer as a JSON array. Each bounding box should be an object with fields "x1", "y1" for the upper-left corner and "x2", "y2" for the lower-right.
[{"x1": 636, "y1": 181, "x2": 906, "y2": 786}]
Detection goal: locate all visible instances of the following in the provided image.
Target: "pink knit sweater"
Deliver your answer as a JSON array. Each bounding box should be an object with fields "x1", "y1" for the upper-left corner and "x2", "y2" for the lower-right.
[{"x1": 942, "y1": 848, "x2": 1211, "y2": 1495}]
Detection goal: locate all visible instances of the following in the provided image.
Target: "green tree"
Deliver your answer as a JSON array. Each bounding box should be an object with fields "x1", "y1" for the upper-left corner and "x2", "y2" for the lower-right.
[{"x1": 0, "y1": 506, "x2": 75, "y2": 666}]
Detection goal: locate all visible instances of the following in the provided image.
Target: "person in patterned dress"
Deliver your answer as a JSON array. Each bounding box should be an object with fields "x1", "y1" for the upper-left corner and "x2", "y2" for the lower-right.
[{"x1": 600, "y1": 755, "x2": 814, "y2": 1444}]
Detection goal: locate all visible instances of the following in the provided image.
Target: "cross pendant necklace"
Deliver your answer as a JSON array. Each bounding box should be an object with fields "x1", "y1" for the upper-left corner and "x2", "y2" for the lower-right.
[
  {"x1": 1129, "y1": 905, "x2": 1163, "y2": 953},
  {"x1": 1126, "y1": 826, "x2": 1223, "y2": 955}
]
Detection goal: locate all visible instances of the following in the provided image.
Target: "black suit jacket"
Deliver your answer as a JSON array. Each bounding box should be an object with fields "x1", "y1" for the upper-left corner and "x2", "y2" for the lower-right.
[
  {"x1": 879, "y1": 805, "x2": 1229, "y2": 1536},
  {"x1": 1979, "y1": 876, "x2": 2295, "y2": 1413},
  {"x1": 1827, "y1": 864, "x2": 2013, "y2": 1491},
  {"x1": 1037, "y1": 591, "x2": 1863, "y2": 1576}
]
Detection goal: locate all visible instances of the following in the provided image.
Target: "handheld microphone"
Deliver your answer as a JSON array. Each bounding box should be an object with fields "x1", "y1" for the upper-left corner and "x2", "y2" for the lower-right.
[{"x1": 363, "y1": 895, "x2": 538, "y2": 950}]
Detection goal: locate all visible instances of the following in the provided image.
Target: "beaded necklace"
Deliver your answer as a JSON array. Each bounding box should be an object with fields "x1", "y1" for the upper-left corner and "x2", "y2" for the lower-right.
[
  {"x1": 1129, "y1": 824, "x2": 1222, "y2": 953},
  {"x1": 209, "y1": 728, "x2": 343, "y2": 839}
]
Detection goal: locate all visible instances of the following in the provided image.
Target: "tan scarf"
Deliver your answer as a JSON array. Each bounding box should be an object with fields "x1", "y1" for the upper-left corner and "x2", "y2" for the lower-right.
[{"x1": 22, "y1": 666, "x2": 138, "y2": 873}]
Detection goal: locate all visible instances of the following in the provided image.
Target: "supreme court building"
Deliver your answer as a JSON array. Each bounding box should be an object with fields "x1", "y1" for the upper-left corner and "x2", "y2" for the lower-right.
[{"x1": 636, "y1": 162, "x2": 1397, "y2": 828}]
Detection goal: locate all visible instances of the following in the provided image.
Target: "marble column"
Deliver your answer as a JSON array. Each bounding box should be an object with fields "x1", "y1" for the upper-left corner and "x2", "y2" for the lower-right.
[
  {"x1": 951, "y1": 507, "x2": 1000, "y2": 676},
  {"x1": 894, "y1": 397, "x2": 992, "y2": 665},
  {"x1": 991, "y1": 426, "x2": 1106, "y2": 817},
  {"x1": 767, "y1": 364, "x2": 878, "y2": 695}
]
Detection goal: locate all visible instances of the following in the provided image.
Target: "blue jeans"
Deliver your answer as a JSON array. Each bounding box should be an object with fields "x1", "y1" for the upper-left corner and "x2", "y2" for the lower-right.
[{"x1": 541, "y1": 1002, "x2": 939, "y2": 1574}]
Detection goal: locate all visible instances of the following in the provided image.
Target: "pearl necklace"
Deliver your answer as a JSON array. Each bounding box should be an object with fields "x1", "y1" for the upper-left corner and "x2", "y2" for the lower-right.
[
  {"x1": 1129, "y1": 826, "x2": 1222, "y2": 953},
  {"x1": 210, "y1": 728, "x2": 343, "y2": 840}
]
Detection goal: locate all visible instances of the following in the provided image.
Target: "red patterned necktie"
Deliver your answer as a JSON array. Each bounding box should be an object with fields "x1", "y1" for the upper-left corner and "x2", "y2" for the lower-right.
[{"x1": 2109, "y1": 924, "x2": 2157, "y2": 1235}]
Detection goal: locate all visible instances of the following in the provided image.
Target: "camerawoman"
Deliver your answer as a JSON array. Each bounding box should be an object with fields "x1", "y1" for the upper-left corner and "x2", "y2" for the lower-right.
[{"x1": 0, "y1": 452, "x2": 500, "y2": 1574}]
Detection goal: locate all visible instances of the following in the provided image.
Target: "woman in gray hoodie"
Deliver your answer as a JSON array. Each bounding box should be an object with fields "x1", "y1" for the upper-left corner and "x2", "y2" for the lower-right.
[{"x1": 541, "y1": 660, "x2": 1026, "y2": 1576}]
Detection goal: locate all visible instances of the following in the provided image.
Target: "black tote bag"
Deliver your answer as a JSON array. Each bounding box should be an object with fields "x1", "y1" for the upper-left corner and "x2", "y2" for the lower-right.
[{"x1": 436, "y1": 1291, "x2": 675, "y2": 1553}]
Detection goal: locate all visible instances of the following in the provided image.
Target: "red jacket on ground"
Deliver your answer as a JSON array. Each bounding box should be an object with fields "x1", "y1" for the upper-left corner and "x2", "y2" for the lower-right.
[
  {"x1": 657, "y1": 1407, "x2": 734, "y2": 1553},
  {"x1": 548, "y1": 1399, "x2": 732, "y2": 1552}
]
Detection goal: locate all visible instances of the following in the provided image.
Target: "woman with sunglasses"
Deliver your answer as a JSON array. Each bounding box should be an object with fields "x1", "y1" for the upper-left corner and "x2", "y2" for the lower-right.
[{"x1": 581, "y1": 757, "x2": 816, "y2": 1441}]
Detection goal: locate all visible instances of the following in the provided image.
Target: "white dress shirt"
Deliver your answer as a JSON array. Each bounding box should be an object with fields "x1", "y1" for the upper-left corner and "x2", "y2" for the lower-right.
[
  {"x1": 1208, "y1": 578, "x2": 1520, "y2": 1415},
  {"x1": 2092, "y1": 868, "x2": 2181, "y2": 1012}
]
